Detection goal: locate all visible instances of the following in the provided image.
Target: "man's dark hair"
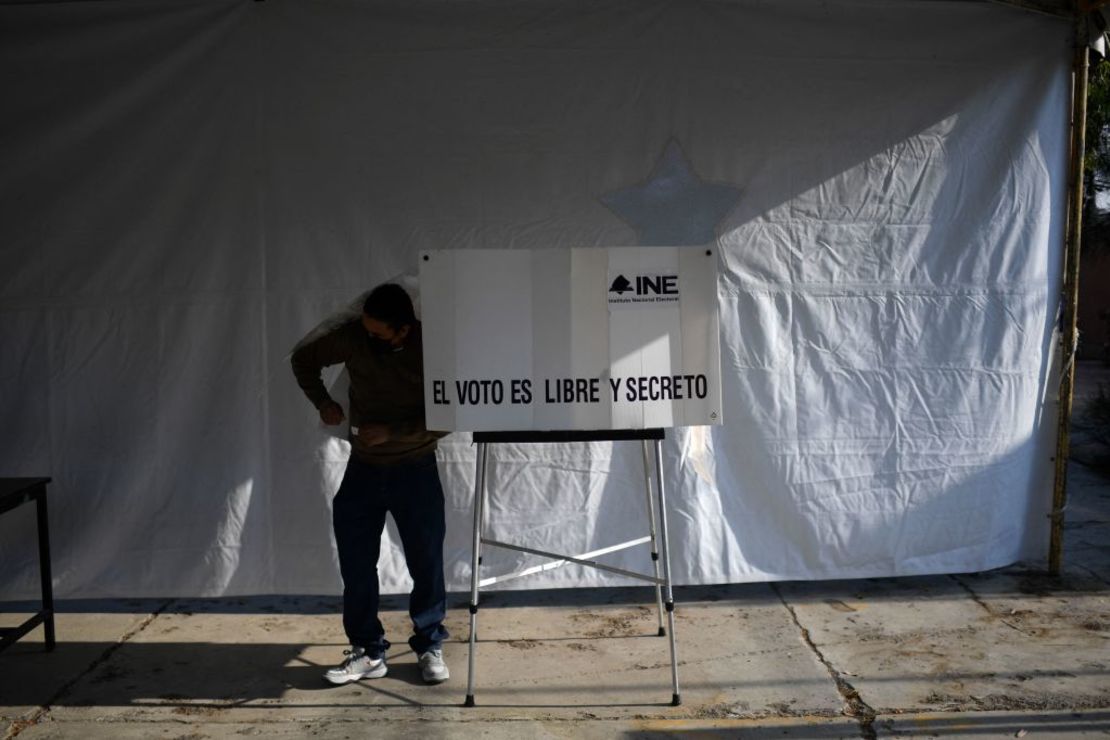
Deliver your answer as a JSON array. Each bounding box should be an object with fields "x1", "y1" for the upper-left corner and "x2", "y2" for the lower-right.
[{"x1": 362, "y1": 283, "x2": 416, "y2": 330}]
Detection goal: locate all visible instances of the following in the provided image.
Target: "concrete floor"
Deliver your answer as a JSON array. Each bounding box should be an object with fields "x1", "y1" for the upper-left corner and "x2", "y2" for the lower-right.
[{"x1": 3, "y1": 364, "x2": 1110, "y2": 739}]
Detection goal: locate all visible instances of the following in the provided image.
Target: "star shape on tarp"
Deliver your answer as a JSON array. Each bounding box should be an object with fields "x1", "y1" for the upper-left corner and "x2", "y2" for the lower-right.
[{"x1": 600, "y1": 139, "x2": 742, "y2": 246}]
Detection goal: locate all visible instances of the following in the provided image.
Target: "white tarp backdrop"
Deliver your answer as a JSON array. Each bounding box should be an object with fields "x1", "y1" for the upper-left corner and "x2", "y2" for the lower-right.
[{"x1": 0, "y1": 0, "x2": 1069, "y2": 598}]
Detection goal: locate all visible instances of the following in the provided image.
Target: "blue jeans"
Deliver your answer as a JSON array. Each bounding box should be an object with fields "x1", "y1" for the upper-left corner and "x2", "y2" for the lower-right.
[{"x1": 332, "y1": 453, "x2": 449, "y2": 658}]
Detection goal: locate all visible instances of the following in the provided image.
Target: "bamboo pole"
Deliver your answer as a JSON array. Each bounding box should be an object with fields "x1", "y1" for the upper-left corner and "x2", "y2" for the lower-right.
[{"x1": 1049, "y1": 13, "x2": 1090, "y2": 575}]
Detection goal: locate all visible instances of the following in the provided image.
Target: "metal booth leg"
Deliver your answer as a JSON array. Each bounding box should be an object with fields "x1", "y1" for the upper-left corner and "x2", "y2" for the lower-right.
[
  {"x1": 465, "y1": 442, "x2": 489, "y2": 707},
  {"x1": 640, "y1": 440, "x2": 665, "y2": 637},
  {"x1": 652, "y1": 438, "x2": 681, "y2": 706}
]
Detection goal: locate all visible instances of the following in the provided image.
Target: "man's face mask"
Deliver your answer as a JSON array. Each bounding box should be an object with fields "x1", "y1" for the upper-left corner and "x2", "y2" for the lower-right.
[
  {"x1": 361, "y1": 315, "x2": 409, "y2": 353},
  {"x1": 365, "y1": 334, "x2": 394, "y2": 353}
]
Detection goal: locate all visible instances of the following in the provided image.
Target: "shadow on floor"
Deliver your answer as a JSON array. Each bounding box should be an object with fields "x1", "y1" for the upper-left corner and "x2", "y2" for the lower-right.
[{"x1": 1, "y1": 564, "x2": 1106, "y2": 619}]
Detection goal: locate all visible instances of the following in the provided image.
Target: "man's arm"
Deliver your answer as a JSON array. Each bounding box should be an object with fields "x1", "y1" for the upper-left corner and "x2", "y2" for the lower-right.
[{"x1": 290, "y1": 323, "x2": 355, "y2": 413}]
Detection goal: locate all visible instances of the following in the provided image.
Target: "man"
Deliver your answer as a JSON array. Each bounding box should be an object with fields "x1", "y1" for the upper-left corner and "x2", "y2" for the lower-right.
[{"x1": 291, "y1": 283, "x2": 449, "y2": 685}]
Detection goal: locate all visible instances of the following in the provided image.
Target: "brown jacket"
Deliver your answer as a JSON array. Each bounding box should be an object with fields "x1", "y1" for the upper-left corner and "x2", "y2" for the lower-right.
[{"x1": 291, "y1": 319, "x2": 446, "y2": 464}]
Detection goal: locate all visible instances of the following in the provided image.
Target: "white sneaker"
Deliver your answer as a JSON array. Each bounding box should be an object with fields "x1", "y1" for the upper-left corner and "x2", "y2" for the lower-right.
[
  {"x1": 324, "y1": 647, "x2": 387, "y2": 684},
  {"x1": 418, "y1": 648, "x2": 449, "y2": 684}
]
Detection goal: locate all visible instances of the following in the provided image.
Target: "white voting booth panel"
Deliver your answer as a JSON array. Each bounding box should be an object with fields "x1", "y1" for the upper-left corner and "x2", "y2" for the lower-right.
[
  {"x1": 420, "y1": 247, "x2": 721, "y2": 432},
  {"x1": 420, "y1": 247, "x2": 713, "y2": 705}
]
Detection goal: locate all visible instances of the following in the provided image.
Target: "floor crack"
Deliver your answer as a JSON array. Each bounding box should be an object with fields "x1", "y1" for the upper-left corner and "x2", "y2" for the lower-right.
[
  {"x1": 948, "y1": 575, "x2": 1039, "y2": 637},
  {"x1": 771, "y1": 584, "x2": 877, "y2": 740},
  {"x1": 5, "y1": 598, "x2": 176, "y2": 740},
  {"x1": 948, "y1": 574, "x2": 994, "y2": 614}
]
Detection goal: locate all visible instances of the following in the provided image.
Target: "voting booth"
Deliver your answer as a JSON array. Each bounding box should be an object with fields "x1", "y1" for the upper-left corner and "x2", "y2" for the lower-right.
[{"x1": 421, "y1": 246, "x2": 721, "y2": 706}]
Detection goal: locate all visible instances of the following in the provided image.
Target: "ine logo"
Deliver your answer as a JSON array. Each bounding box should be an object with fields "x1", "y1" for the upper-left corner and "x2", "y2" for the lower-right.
[
  {"x1": 608, "y1": 272, "x2": 680, "y2": 307},
  {"x1": 609, "y1": 275, "x2": 634, "y2": 295}
]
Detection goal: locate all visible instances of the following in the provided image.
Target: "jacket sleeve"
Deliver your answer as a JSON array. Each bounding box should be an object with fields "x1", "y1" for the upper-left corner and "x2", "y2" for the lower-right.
[{"x1": 290, "y1": 323, "x2": 355, "y2": 409}]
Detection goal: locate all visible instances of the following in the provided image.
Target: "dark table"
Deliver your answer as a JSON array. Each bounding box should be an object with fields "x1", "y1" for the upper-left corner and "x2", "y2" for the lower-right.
[{"x1": 0, "y1": 477, "x2": 55, "y2": 652}]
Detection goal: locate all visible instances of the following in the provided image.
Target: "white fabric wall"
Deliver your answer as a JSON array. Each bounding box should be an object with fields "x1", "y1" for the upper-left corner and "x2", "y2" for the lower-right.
[{"x1": 0, "y1": 0, "x2": 1069, "y2": 598}]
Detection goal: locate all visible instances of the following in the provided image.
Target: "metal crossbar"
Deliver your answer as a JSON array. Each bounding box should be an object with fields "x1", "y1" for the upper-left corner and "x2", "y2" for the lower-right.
[{"x1": 478, "y1": 536, "x2": 659, "y2": 587}]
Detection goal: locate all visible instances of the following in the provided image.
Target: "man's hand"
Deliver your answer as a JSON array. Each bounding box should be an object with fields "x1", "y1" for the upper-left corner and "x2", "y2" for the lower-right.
[
  {"x1": 357, "y1": 423, "x2": 390, "y2": 447},
  {"x1": 319, "y1": 400, "x2": 346, "y2": 426}
]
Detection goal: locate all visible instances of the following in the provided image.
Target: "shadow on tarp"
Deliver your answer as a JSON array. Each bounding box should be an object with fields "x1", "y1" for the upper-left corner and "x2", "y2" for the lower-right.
[{"x1": 0, "y1": 563, "x2": 1106, "y2": 616}]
